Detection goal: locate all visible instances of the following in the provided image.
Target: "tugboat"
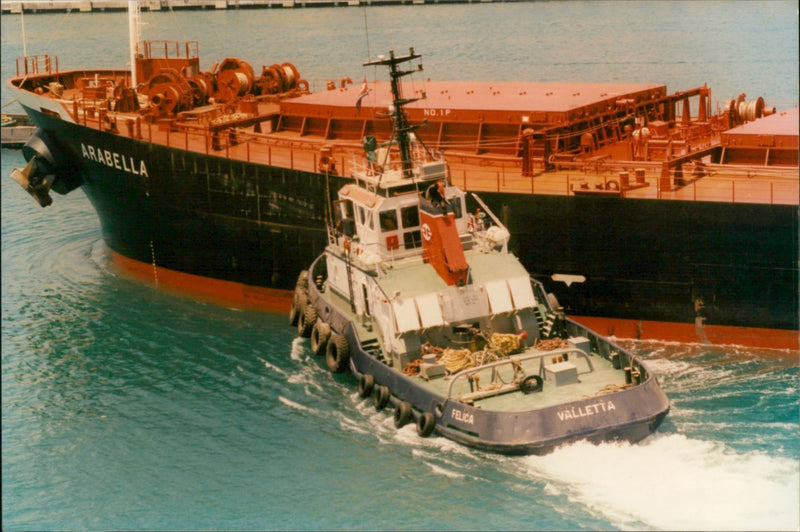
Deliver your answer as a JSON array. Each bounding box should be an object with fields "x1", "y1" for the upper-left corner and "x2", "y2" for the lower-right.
[{"x1": 290, "y1": 49, "x2": 669, "y2": 455}]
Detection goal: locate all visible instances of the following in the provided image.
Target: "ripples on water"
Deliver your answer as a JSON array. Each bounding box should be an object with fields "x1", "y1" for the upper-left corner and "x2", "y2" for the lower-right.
[{"x1": 2, "y1": 2, "x2": 799, "y2": 529}]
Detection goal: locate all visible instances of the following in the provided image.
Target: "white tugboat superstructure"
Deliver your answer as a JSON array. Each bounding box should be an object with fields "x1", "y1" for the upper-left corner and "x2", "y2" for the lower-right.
[{"x1": 290, "y1": 48, "x2": 669, "y2": 454}]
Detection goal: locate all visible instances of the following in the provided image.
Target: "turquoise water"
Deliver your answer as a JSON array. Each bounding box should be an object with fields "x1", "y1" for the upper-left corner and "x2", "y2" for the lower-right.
[{"x1": 2, "y1": 2, "x2": 798, "y2": 530}]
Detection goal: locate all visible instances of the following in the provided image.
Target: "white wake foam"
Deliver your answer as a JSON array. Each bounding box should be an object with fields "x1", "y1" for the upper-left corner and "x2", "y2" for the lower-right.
[
  {"x1": 289, "y1": 337, "x2": 306, "y2": 362},
  {"x1": 277, "y1": 395, "x2": 316, "y2": 414},
  {"x1": 522, "y1": 434, "x2": 799, "y2": 531}
]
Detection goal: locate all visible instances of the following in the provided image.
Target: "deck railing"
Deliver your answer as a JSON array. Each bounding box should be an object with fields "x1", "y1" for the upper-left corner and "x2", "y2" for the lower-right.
[
  {"x1": 15, "y1": 54, "x2": 57, "y2": 76},
  {"x1": 75, "y1": 102, "x2": 799, "y2": 207}
]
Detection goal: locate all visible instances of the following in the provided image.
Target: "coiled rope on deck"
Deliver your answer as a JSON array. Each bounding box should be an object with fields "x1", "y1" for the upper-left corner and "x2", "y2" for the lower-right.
[
  {"x1": 533, "y1": 338, "x2": 570, "y2": 351},
  {"x1": 404, "y1": 332, "x2": 527, "y2": 375},
  {"x1": 488, "y1": 332, "x2": 523, "y2": 355},
  {"x1": 440, "y1": 348, "x2": 475, "y2": 373}
]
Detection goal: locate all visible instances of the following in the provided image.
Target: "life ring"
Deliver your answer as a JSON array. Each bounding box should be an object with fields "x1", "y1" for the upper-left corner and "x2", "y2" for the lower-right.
[
  {"x1": 310, "y1": 320, "x2": 330, "y2": 356},
  {"x1": 297, "y1": 302, "x2": 316, "y2": 338},
  {"x1": 606, "y1": 179, "x2": 620, "y2": 191},
  {"x1": 297, "y1": 79, "x2": 309, "y2": 91},
  {"x1": 416, "y1": 411, "x2": 435, "y2": 437},
  {"x1": 374, "y1": 384, "x2": 390, "y2": 410},
  {"x1": 393, "y1": 401, "x2": 413, "y2": 428},
  {"x1": 520, "y1": 374, "x2": 544, "y2": 394},
  {"x1": 325, "y1": 332, "x2": 350, "y2": 373},
  {"x1": 358, "y1": 373, "x2": 374, "y2": 398}
]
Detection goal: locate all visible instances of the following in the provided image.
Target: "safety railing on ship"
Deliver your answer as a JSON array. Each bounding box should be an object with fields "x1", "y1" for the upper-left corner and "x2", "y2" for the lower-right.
[
  {"x1": 447, "y1": 160, "x2": 798, "y2": 205},
  {"x1": 77, "y1": 104, "x2": 798, "y2": 207},
  {"x1": 15, "y1": 54, "x2": 58, "y2": 76}
]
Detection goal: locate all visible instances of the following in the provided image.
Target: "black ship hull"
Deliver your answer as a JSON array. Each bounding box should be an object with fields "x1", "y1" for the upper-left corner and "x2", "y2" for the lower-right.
[
  {"x1": 487, "y1": 193, "x2": 799, "y2": 339},
  {"x1": 21, "y1": 105, "x2": 799, "y2": 348}
]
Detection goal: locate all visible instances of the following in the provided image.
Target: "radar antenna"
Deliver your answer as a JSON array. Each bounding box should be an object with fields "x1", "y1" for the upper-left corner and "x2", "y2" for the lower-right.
[{"x1": 363, "y1": 48, "x2": 423, "y2": 180}]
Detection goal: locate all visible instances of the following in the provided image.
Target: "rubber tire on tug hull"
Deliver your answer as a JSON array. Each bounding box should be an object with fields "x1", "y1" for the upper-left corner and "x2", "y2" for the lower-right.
[
  {"x1": 289, "y1": 292, "x2": 305, "y2": 326},
  {"x1": 295, "y1": 270, "x2": 309, "y2": 289},
  {"x1": 393, "y1": 401, "x2": 413, "y2": 428},
  {"x1": 289, "y1": 270, "x2": 309, "y2": 326},
  {"x1": 358, "y1": 374, "x2": 374, "y2": 398},
  {"x1": 374, "y1": 385, "x2": 390, "y2": 410},
  {"x1": 310, "y1": 320, "x2": 331, "y2": 356},
  {"x1": 325, "y1": 332, "x2": 350, "y2": 373},
  {"x1": 416, "y1": 412, "x2": 435, "y2": 437},
  {"x1": 297, "y1": 302, "x2": 316, "y2": 338}
]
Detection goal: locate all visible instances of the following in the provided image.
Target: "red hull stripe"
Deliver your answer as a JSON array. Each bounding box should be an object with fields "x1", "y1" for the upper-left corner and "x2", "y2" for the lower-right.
[
  {"x1": 111, "y1": 251, "x2": 292, "y2": 313},
  {"x1": 571, "y1": 315, "x2": 799, "y2": 351},
  {"x1": 112, "y1": 251, "x2": 797, "y2": 351}
]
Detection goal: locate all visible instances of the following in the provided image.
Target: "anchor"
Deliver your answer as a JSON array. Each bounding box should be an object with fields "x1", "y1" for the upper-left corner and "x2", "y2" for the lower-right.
[{"x1": 11, "y1": 156, "x2": 55, "y2": 207}]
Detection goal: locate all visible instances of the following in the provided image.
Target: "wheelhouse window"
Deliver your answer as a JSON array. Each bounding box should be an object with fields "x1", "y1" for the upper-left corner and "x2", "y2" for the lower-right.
[
  {"x1": 400, "y1": 205, "x2": 421, "y2": 249},
  {"x1": 335, "y1": 199, "x2": 353, "y2": 221},
  {"x1": 380, "y1": 209, "x2": 398, "y2": 231},
  {"x1": 448, "y1": 197, "x2": 463, "y2": 218},
  {"x1": 356, "y1": 205, "x2": 374, "y2": 230},
  {"x1": 403, "y1": 230, "x2": 422, "y2": 249},
  {"x1": 334, "y1": 199, "x2": 355, "y2": 237},
  {"x1": 401, "y1": 205, "x2": 420, "y2": 229}
]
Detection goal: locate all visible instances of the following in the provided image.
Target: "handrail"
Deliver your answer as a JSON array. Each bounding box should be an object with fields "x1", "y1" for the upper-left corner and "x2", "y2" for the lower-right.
[
  {"x1": 15, "y1": 54, "x2": 58, "y2": 77},
  {"x1": 445, "y1": 346, "x2": 593, "y2": 400},
  {"x1": 17, "y1": 69, "x2": 793, "y2": 207},
  {"x1": 92, "y1": 109, "x2": 800, "y2": 206}
]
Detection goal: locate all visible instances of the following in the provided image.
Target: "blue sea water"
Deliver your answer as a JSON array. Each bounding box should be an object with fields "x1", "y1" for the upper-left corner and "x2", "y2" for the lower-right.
[{"x1": 2, "y1": 2, "x2": 798, "y2": 530}]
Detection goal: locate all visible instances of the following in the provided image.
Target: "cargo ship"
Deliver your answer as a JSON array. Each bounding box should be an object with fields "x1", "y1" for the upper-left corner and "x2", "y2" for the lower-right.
[
  {"x1": 7, "y1": 4, "x2": 798, "y2": 350},
  {"x1": 289, "y1": 48, "x2": 669, "y2": 453}
]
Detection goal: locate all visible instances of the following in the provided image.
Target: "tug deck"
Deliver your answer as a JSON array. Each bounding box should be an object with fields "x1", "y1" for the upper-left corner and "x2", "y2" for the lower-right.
[
  {"x1": 321, "y1": 245, "x2": 631, "y2": 414},
  {"x1": 326, "y1": 281, "x2": 629, "y2": 413}
]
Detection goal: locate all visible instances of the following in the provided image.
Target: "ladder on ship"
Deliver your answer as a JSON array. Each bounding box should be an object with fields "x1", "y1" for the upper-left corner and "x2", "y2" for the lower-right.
[
  {"x1": 534, "y1": 304, "x2": 557, "y2": 339},
  {"x1": 359, "y1": 337, "x2": 386, "y2": 363}
]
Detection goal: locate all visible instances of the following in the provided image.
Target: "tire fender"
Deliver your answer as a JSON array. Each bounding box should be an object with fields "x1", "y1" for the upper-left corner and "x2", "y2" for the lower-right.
[
  {"x1": 310, "y1": 320, "x2": 330, "y2": 356},
  {"x1": 416, "y1": 412, "x2": 435, "y2": 437},
  {"x1": 358, "y1": 374, "x2": 374, "y2": 398},
  {"x1": 374, "y1": 385, "x2": 390, "y2": 410},
  {"x1": 393, "y1": 401, "x2": 413, "y2": 428},
  {"x1": 325, "y1": 332, "x2": 350, "y2": 373}
]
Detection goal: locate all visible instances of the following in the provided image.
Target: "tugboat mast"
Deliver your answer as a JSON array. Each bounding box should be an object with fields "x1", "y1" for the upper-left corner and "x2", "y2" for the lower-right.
[{"x1": 363, "y1": 48, "x2": 423, "y2": 180}]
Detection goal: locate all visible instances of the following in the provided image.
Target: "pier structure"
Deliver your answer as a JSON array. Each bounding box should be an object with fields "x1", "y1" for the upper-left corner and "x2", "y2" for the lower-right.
[{"x1": 1, "y1": 0, "x2": 500, "y2": 13}]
